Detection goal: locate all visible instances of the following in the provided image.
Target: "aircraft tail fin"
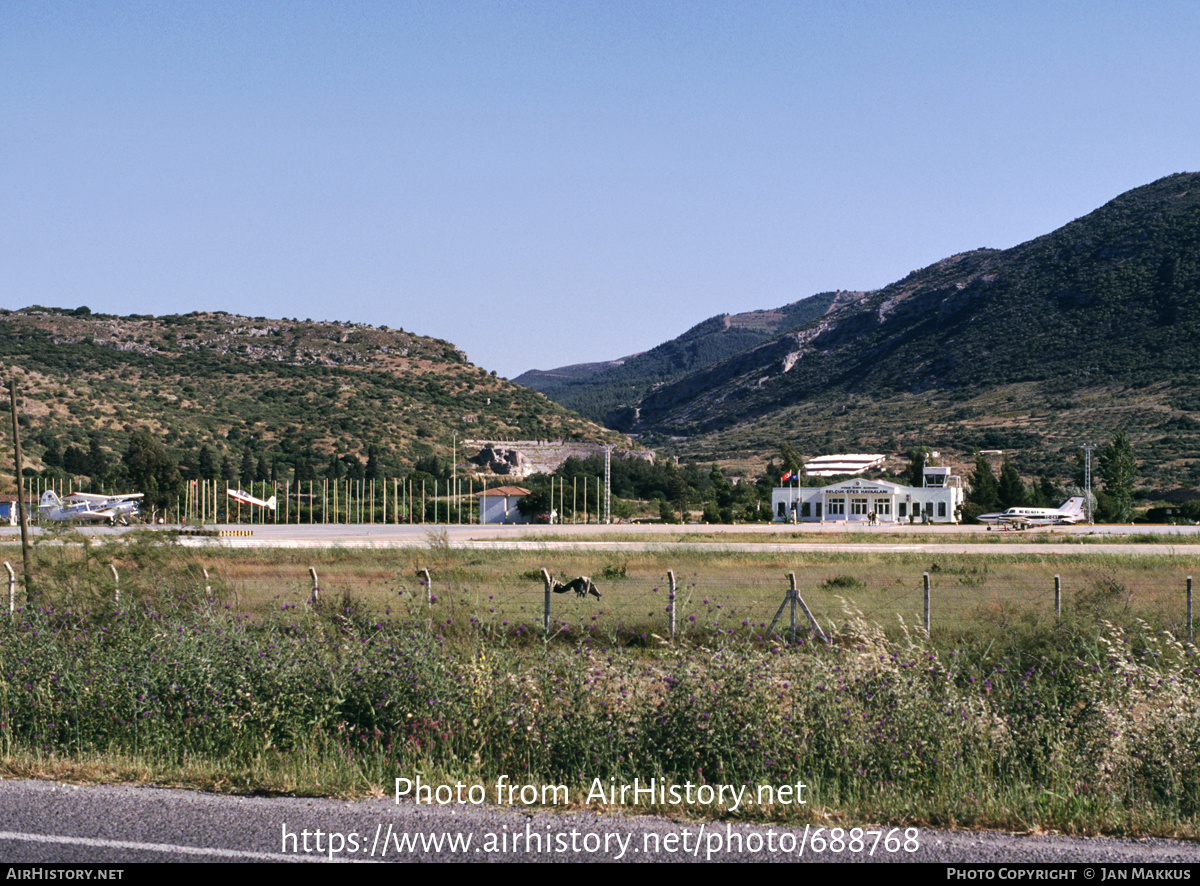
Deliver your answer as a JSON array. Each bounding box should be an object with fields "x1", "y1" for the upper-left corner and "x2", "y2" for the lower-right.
[
  {"x1": 39, "y1": 490, "x2": 61, "y2": 510},
  {"x1": 1060, "y1": 497, "x2": 1086, "y2": 517},
  {"x1": 265, "y1": 496, "x2": 277, "y2": 511}
]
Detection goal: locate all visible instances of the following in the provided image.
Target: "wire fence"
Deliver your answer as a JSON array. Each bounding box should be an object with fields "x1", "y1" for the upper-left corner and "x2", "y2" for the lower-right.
[
  {"x1": 206, "y1": 563, "x2": 1198, "y2": 645},
  {"x1": 7, "y1": 549, "x2": 1195, "y2": 644}
]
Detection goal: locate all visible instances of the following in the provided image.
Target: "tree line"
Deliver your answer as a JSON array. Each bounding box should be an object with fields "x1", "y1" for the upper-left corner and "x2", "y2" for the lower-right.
[
  {"x1": 962, "y1": 432, "x2": 1138, "y2": 523},
  {"x1": 26, "y1": 422, "x2": 1157, "y2": 525}
]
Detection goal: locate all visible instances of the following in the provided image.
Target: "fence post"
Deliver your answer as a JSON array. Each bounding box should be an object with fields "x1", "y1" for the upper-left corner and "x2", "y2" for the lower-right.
[
  {"x1": 309, "y1": 566, "x2": 320, "y2": 607},
  {"x1": 667, "y1": 570, "x2": 676, "y2": 640},
  {"x1": 417, "y1": 567, "x2": 433, "y2": 630},
  {"x1": 923, "y1": 572, "x2": 930, "y2": 637},
  {"x1": 768, "y1": 575, "x2": 791, "y2": 637},
  {"x1": 788, "y1": 571, "x2": 798, "y2": 643},
  {"x1": 541, "y1": 568, "x2": 552, "y2": 638},
  {"x1": 1188, "y1": 576, "x2": 1193, "y2": 645},
  {"x1": 419, "y1": 567, "x2": 432, "y2": 608},
  {"x1": 1055, "y1": 574, "x2": 1061, "y2": 623},
  {"x1": 794, "y1": 576, "x2": 828, "y2": 644},
  {"x1": 4, "y1": 562, "x2": 13, "y2": 616},
  {"x1": 768, "y1": 572, "x2": 828, "y2": 644}
]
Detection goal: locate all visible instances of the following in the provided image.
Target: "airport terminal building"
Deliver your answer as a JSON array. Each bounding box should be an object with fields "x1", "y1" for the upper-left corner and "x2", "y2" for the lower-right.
[{"x1": 773, "y1": 467, "x2": 965, "y2": 524}]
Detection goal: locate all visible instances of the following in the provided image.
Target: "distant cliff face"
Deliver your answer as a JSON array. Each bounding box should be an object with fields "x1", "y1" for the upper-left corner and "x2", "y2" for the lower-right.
[
  {"x1": 468, "y1": 441, "x2": 653, "y2": 478},
  {"x1": 513, "y1": 291, "x2": 843, "y2": 423}
]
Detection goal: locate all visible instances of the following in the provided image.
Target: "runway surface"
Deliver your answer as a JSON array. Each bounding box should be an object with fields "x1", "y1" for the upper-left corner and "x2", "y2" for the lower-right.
[{"x1": 5, "y1": 520, "x2": 1200, "y2": 556}]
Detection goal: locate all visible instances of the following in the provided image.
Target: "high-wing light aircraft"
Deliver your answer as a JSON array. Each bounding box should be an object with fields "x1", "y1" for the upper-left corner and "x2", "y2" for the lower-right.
[
  {"x1": 979, "y1": 496, "x2": 1087, "y2": 529},
  {"x1": 39, "y1": 490, "x2": 143, "y2": 525},
  {"x1": 227, "y1": 489, "x2": 277, "y2": 511}
]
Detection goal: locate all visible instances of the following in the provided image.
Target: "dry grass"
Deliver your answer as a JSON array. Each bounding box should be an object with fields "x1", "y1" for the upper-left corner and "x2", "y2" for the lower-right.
[{"x1": 71, "y1": 544, "x2": 1199, "y2": 645}]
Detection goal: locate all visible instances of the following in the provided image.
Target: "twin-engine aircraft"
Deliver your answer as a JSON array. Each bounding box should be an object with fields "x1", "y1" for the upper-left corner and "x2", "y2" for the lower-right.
[
  {"x1": 38, "y1": 490, "x2": 144, "y2": 525},
  {"x1": 227, "y1": 489, "x2": 277, "y2": 511},
  {"x1": 979, "y1": 496, "x2": 1087, "y2": 529}
]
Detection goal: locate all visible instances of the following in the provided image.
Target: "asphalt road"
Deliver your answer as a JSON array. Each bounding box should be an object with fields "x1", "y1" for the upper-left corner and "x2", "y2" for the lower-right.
[{"x1": 3, "y1": 779, "x2": 1200, "y2": 864}]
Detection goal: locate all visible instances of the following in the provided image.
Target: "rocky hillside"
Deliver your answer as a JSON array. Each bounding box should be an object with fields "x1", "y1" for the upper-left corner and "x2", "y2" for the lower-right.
[
  {"x1": 514, "y1": 292, "x2": 842, "y2": 423},
  {"x1": 632, "y1": 173, "x2": 1200, "y2": 430},
  {"x1": 548, "y1": 172, "x2": 1200, "y2": 490},
  {"x1": 0, "y1": 307, "x2": 628, "y2": 484}
]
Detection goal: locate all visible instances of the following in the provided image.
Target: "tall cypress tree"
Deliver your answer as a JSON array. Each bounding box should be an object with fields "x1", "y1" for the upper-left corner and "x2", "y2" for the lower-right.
[
  {"x1": 197, "y1": 444, "x2": 218, "y2": 480},
  {"x1": 1099, "y1": 432, "x2": 1136, "y2": 522},
  {"x1": 968, "y1": 454, "x2": 1000, "y2": 512},
  {"x1": 904, "y1": 447, "x2": 932, "y2": 488},
  {"x1": 998, "y1": 459, "x2": 1026, "y2": 509},
  {"x1": 240, "y1": 449, "x2": 257, "y2": 486}
]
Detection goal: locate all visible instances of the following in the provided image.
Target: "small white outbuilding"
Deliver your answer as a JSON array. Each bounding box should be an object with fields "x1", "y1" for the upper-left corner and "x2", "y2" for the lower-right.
[{"x1": 476, "y1": 485, "x2": 533, "y2": 524}]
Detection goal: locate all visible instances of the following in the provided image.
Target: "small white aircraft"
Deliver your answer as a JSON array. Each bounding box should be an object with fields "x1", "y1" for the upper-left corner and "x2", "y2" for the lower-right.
[
  {"x1": 39, "y1": 490, "x2": 144, "y2": 525},
  {"x1": 227, "y1": 489, "x2": 277, "y2": 511},
  {"x1": 979, "y1": 496, "x2": 1087, "y2": 529}
]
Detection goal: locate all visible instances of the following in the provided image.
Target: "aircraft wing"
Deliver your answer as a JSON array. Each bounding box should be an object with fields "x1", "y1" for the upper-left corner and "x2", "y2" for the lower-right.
[
  {"x1": 89, "y1": 504, "x2": 137, "y2": 524},
  {"x1": 49, "y1": 506, "x2": 115, "y2": 523},
  {"x1": 65, "y1": 492, "x2": 144, "y2": 505},
  {"x1": 985, "y1": 515, "x2": 1031, "y2": 530}
]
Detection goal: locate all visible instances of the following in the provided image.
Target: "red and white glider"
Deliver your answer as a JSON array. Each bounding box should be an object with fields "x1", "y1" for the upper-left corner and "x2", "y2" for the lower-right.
[{"x1": 227, "y1": 489, "x2": 277, "y2": 511}]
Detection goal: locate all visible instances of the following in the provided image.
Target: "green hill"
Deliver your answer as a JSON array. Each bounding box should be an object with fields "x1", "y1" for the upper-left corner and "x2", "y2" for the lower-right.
[{"x1": 0, "y1": 307, "x2": 627, "y2": 491}]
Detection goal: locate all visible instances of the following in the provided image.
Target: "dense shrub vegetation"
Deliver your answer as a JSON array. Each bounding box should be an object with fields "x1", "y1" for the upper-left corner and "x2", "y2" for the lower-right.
[{"x1": 3, "y1": 537, "x2": 1199, "y2": 834}]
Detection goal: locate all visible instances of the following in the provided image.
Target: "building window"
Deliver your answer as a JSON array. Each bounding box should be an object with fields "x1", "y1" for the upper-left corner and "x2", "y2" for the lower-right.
[
  {"x1": 828, "y1": 499, "x2": 844, "y2": 516},
  {"x1": 874, "y1": 499, "x2": 891, "y2": 516},
  {"x1": 777, "y1": 502, "x2": 785, "y2": 517},
  {"x1": 938, "y1": 501, "x2": 947, "y2": 518},
  {"x1": 898, "y1": 503, "x2": 907, "y2": 518},
  {"x1": 851, "y1": 498, "x2": 868, "y2": 515}
]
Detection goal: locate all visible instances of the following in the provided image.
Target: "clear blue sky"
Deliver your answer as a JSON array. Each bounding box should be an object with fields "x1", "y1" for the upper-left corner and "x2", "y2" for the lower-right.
[{"x1": 4, "y1": 1, "x2": 1198, "y2": 379}]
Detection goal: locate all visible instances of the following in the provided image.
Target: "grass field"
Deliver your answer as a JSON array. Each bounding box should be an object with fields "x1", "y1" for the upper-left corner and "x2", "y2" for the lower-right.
[
  {"x1": 2, "y1": 531, "x2": 1199, "y2": 835},
  {"x1": 191, "y1": 541, "x2": 1199, "y2": 644}
]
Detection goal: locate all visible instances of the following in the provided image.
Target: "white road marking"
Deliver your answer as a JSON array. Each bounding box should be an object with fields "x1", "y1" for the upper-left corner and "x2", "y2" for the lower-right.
[{"x1": 0, "y1": 829, "x2": 357, "y2": 862}]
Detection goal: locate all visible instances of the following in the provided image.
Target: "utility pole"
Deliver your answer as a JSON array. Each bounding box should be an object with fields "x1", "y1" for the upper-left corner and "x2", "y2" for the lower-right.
[
  {"x1": 1082, "y1": 443, "x2": 1096, "y2": 525},
  {"x1": 604, "y1": 445, "x2": 612, "y2": 524},
  {"x1": 8, "y1": 380, "x2": 34, "y2": 604}
]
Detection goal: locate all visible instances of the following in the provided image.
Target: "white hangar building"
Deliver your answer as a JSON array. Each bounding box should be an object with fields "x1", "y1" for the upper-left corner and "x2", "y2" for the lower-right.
[{"x1": 773, "y1": 467, "x2": 965, "y2": 524}]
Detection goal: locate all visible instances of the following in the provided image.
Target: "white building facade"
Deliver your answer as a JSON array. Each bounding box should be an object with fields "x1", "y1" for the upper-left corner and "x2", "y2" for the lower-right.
[
  {"x1": 773, "y1": 468, "x2": 964, "y2": 525},
  {"x1": 477, "y1": 486, "x2": 533, "y2": 524}
]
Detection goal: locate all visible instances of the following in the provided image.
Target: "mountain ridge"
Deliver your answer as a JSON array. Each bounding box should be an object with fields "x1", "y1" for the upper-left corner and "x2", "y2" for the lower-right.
[
  {"x1": 513, "y1": 290, "x2": 844, "y2": 422},
  {"x1": 523, "y1": 171, "x2": 1200, "y2": 490},
  {"x1": 634, "y1": 171, "x2": 1200, "y2": 434}
]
